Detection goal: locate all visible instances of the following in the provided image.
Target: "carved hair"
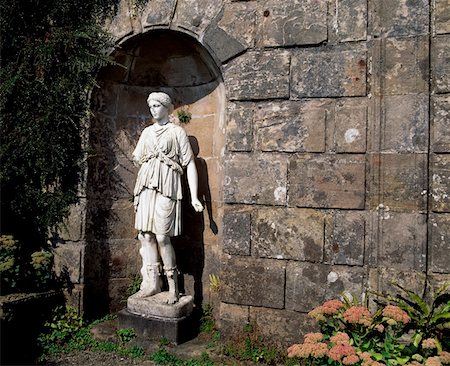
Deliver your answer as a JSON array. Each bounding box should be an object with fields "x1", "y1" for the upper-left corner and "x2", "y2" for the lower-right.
[{"x1": 147, "y1": 92, "x2": 174, "y2": 114}]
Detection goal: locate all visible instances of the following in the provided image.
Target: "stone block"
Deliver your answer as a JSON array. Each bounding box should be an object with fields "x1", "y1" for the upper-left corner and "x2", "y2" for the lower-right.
[
  {"x1": 432, "y1": 35, "x2": 450, "y2": 94},
  {"x1": 223, "y1": 210, "x2": 251, "y2": 256},
  {"x1": 332, "y1": 0, "x2": 367, "y2": 42},
  {"x1": 289, "y1": 154, "x2": 366, "y2": 209},
  {"x1": 224, "y1": 50, "x2": 290, "y2": 100},
  {"x1": 381, "y1": 94, "x2": 429, "y2": 152},
  {"x1": 108, "y1": 239, "x2": 140, "y2": 279},
  {"x1": 432, "y1": 95, "x2": 450, "y2": 153},
  {"x1": 429, "y1": 213, "x2": 450, "y2": 273},
  {"x1": 117, "y1": 86, "x2": 151, "y2": 118},
  {"x1": 54, "y1": 242, "x2": 85, "y2": 284},
  {"x1": 173, "y1": 0, "x2": 223, "y2": 34},
  {"x1": 204, "y1": 27, "x2": 247, "y2": 64},
  {"x1": 118, "y1": 309, "x2": 195, "y2": 345},
  {"x1": 435, "y1": 0, "x2": 450, "y2": 34},
  {"x1": 367, "y1": 212, "x2": 427, "y2": 271},
  {"x1": 371, "y1": 37, "x2": 429, "y2": 96},
  {"x1": 105, "y1": 0, "x2": 133, "y2": 42},
  {"x1": 257, "y1": 0, "x2": 327, "y2": 47},
  {"x1": 251, "y1": 208, "x2": 324, "y2": 261},
  {"x1": 325, "y1": 211, "x2": 365, "y2": 266},
  {"x1": 226, "y1": 102, "x2": 254, "y2": 152},
  {"x1": 218, "y1": 3, "x2": 256, "y2": 48},
  {"x1": 368, "y1": 268, "x2": 426, "y2": 299},
  {"x1": 254, "y1": 101, "x2": 326, "y2": 153},
  {"x1": 107, "y1": 199, "x2": 137, "y2": 240},
  {"x1": 368, "y1": 153, "x2": 428, "y2": 212},
  {"x1": 91, "y1": 81, "x2": 119, "y2": 117},
  {"x1": 330, "y1": 98, "x2": 367, "y2": 153},
  {"x1": 127, "y1": 293, "x2": 193, "y2": 319},
  {"x1": 59, "y1": 199, "x2": 86, "y2": 242},
  {"x1": 285, "y1": 262, "x2": 365, "y2": 312},
  {"x1": 369, "y1": 0, "x2": 429, "y2": 37},
  {"x1": 431, "y1": 154, "x2": 450, "y2": 212},
  {"x1": 221, "y1": 256, "x2": 286, "y2": 309},
  {"x1": 249, "y1": 308, "x2": 318, "y2": 346},
  {"x1": 109, "y1": 278, "x2": 132, "y2": 313},
  {"x1": 140, "y1": 0, "x2": 176, "y2": 27},
  {"x1": 224, "y1": 153, "x2": 288, "y2": 205},
  {"x1": 219, "y1": 303, "x2": 249, "y2": 338},
  {"x1": 204, "y1": 2, "x2": 256, "y2": 62},
  {"x1": 290, "y1": 46, "x2": 366, "y2": 98}
]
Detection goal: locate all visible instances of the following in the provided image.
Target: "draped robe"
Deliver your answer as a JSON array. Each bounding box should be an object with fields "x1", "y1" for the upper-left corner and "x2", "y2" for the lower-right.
[{"x1": 132, "y1": 123, "x2": 193, "y2": 236}]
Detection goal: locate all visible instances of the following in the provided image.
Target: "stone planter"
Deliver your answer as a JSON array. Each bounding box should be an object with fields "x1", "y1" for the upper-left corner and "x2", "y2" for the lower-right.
[{"x1": 0, "y1": 290, "x2": 65, "y2": 365}]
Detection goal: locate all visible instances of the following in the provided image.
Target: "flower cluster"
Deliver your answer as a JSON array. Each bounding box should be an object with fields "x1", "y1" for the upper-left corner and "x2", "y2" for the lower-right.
[
  {"x1": 288, "y1": 296, "x2": 450, "y2": 366},
  {"x1": 343, "y1": 306, "x2": 372, "y2": 326},
  {"x1": 382, "y1": 305, "x2": 411, "y2": 325},
  {"x1": 287, "y1": 333, "x2": 328, "y2": 358}
]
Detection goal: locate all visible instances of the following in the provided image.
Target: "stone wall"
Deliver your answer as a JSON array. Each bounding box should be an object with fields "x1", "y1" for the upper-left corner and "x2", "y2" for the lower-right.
[{"x1": 57, "y1": 0, "x2": 450, "y2": 342}]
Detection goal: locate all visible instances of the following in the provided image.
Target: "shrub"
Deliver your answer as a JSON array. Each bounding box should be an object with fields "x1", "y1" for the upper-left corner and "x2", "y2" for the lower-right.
[
  {"x1": 288, "y1": 285, "x2": 450, "y2": 366},
  {"x1": 0, "y1": 0, "x2": 115, "y2": 254}
]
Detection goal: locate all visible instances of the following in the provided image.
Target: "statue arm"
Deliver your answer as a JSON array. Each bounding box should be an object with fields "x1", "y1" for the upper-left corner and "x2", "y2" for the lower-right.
[{"x1": 186, "y1": 160, "x2": 204, "y2": 212}]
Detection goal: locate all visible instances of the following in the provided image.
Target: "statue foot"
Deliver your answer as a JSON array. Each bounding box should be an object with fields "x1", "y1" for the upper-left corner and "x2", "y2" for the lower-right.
[
  {"x1": 135, "y1": 287, "x2": 161, "y2": 298},
  {"x1": 166, "y1": 292, "x2": 179, "y2": 304}
]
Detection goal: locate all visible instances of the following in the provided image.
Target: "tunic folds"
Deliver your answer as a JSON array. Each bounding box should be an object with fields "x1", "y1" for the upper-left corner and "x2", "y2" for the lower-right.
[{"x1": 133, "y1": 123, "x2": 194, "y2": 236}]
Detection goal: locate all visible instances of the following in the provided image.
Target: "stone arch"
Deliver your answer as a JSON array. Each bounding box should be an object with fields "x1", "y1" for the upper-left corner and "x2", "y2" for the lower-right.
[{"x1": 84, "y1": 28, "x2": 225, "y2": 317}]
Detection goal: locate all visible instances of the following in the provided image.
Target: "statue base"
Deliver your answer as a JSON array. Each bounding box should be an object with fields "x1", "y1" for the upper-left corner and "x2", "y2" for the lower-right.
[{"x1": 118, "y1": 292, "x2": 195, "y2": 344}]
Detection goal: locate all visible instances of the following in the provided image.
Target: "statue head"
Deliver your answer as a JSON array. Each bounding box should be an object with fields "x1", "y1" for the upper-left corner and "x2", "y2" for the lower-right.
[{"x1": 147, "y1": 92, "x2": 174, "y2": 115}]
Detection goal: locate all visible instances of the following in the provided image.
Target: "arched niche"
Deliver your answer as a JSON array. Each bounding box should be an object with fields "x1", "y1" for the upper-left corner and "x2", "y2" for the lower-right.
[{"x1": 85, "y1": 30, "x2": 225, "y2": 317}]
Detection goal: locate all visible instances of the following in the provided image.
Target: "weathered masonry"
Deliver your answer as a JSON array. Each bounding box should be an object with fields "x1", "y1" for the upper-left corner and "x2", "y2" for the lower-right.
[{"x1": 56, "y1": 0, "x2": 450, "y2": 343}]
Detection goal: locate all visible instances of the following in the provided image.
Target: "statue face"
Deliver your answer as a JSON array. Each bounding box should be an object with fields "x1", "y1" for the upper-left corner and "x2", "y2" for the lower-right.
[{"x1": 149, "y1": 100, "x2": 169, "y2": 121}]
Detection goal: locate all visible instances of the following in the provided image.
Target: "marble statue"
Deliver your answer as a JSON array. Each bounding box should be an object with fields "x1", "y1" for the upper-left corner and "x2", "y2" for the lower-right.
[{"x1": 132, "y1": 92, "x2": 203, "y2": 304}]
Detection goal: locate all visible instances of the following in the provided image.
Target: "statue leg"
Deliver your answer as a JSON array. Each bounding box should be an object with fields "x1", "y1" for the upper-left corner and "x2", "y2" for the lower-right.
[
  {"x1": 136, "y1": 232, "x2": 162, "y2": 298},
  {"x1": 155, "y1": 234, "x2": 179, "y2": 304}
]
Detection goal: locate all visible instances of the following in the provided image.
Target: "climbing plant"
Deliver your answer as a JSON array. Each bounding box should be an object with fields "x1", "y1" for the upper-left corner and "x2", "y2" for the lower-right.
[{"x1": 0, "y1": 0, "x2": 117, "y2": 250}]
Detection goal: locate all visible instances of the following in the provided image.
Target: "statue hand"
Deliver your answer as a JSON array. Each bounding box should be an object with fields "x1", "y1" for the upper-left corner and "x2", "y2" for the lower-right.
[{"x1": 191, "y1": 198, "x2": 204, "y2": 212}]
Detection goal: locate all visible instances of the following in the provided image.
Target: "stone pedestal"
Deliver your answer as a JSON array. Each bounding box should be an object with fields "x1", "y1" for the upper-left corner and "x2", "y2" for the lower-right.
[{"x1": 118, "y1": 292, "x2": 195, "y2": 344}]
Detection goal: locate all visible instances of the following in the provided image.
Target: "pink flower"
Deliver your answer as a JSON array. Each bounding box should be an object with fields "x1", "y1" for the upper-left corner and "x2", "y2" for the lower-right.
[
  {"x1": 343, "y1": 354, "x2": 360, "y2": 365},
  {"x1": 322, "y1": 299, "x2": 344, "y2": 314},
  {"x1": 405, "y1": 362, "x2": 422, "y2": 366},
  {"x1": 425, "y1": 356, "x2": 443, "y2": 366},
  {"x1": 304, "y1": 332, "x2": 324, "y2": 343},
  {"x1": 358, "y1": 351, "x2": 373, "y2": 361},
  {"x1": 328, "y1": 344, "x2": 356, "y2": 361},
  {"x1": 330, "y1": 332, "x2": 350, "y2": 345},
  {"x1": 422, "y1": 338, "x2": 437, "y2": 349},
  {"x1": 310, "y1": 342, "x2": 329, "y2": 358},
  {"x1": 375, "y1": 324, "x2": 385, "y2": 332},
  {"x1": 287, "y1": 344, "x2": 306, "y2": 358},
  {"x1": 308, "y1": 306, "x2": 326, "y2": 321},
  {"x1": 343, "y1": 306, "x2": 372, "y2": 326},
  {"x1": 439, "y1": 351, "x2": 450, "y2": 364},
  {"x1": 382, "y1": 305, "x2": 411, "y2": 324},
  {"x1": 287, "y1": 342, "x2": 329, "y2": 359}
]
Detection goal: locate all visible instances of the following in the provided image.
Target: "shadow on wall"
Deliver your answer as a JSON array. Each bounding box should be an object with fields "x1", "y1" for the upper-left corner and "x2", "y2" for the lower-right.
[
  {"x1": 83, "y1": 29, "x2": 222, "y2": 318},
  {"x1": 174, "y1": 136, "x2": 218, "y2": 307}
]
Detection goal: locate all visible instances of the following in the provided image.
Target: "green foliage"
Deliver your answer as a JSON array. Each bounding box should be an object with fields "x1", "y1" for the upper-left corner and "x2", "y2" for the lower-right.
[
  {"x1": 0, "y1": 0, "x2": 116, "y2": 249},
  {"x1": 126, "y1": 273, "x2": 142, "y2": 297},
  {"x1": 0, "y1": 234, "x2": 61, "y2": 294},
  {"x1": 151, "y1": 346, "x2": 216, "y2": 366},
  {"x1": 208, "y1": 274, "x2": 220, "y2": 293},
  {"x1": 221, "y1": 327, "x2": 286, "y2": 365},
  {"x1": 116, "y1": 328, "x2": 137, "y2": 346},
  {"x1": 0, "y1": 235, "x2": 21, "y2": 292},
  {"x1": 177, "y1": 109, "x2": 192, "y2": 124},
  {"x1": 376, "y1": 282, "x2": 450, "y2": 354},
  {"x1": 38, "y1": 307, "x2": 144, "y2": 362},
  {"x1": 200, "y1": 304, "x2": 216, "y2": 334}
]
